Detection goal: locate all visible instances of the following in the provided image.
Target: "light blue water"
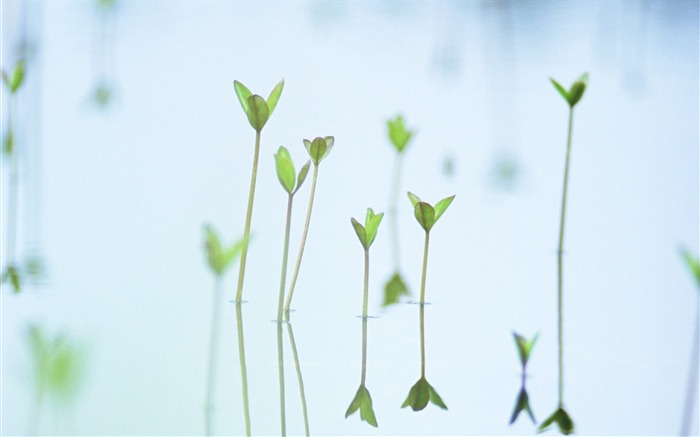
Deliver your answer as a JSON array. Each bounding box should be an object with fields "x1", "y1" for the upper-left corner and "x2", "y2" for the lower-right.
[{"x1": 1, "y1": 1, "x2": 698, "y2": 435}]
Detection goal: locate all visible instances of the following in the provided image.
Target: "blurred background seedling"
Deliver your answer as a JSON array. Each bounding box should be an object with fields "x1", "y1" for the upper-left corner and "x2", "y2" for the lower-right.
[{"x1": 509, "y1": 332, "x2": 538, "y2": 425}]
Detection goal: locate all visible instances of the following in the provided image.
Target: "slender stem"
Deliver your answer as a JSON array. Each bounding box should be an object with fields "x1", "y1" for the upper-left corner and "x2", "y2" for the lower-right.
[
  {"x1": 285, "y1": 164, "x2": 319, "y2": 318},
  {"x1": 236, "y1": 129, "x2": 262, "y2": 302},
  {"x1": 278, "y1": 194, "x2": 294, "y2": 321},
  {"x1": 557, "y1": 107, "x2": 575, "y2": 407},
  {"x1": 204, "y1": 276, "x2": 223, "y2": 436},
  {"x1": 235, "y1": 302, "x2": 251, "y2": 437},
  {"x1": 420, "y1": 231, "x2": 430, "y2": 304},
  {"x1": 6, "y1": 96, "x2": 18, "y2": 269},
  {"x1": 361, "y1": 249, "x2": 369, "y2": 386},
  {"x1": 287, "y1": 322, "x2": 310, "y2": 437},
  {"x1": 680, "y1": 300, "x2": 699, "y2": 436},
  {"x1": 389, "y1": 154, "x2": 403, "y2": 270},
  {"x1": 420, "y1": 299, "x2": 426, "y2": 378},
  {"x1": 277, "y1": 321, "x2": 286, "y2": 437}
]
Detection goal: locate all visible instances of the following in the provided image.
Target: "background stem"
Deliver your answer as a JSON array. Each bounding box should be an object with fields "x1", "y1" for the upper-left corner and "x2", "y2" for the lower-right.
[
  {"x1": 277, "y1": 322, "x2": 286, "y2": 437},
  {"x1": 235, "y1": 302, "x2": 251, "y2": 437},
  {"x1": 361, "y1": 249, "x2": 369, "y2": 385},
  {"x1": 285, "y1": 164, "x2": 319, "y2": 317},
  {"x1": 680, "y1": 300, "x2": 699, "y2": 436},
  {"x1": 278, "y1": 194, "x2": 293, "y2": 321},
  {"x1": 287, "y1": 322, "x2": 310, "y2": 437},
  {"x1": 6, "y1": 96, "x2": 18, "y2": 270},
  {"x1": 204, "y1": 276, "x2": 223, "y2": 436},
  {"x1": 557, "y1": 107, "x2": 575, "y2": 407},
  {"x1": 236, "y1": 129, "x2": 262, "y2": 302},
  {"x1": 389, "y1": 154, "x2": 403, "y2": 270}
]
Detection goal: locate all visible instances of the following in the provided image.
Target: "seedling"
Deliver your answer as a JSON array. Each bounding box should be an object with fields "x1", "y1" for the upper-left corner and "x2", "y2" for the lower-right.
[
  {"x1": 383, "y1": 115, "x2": 415, "y2": 306},
  {"x1": 345, "y1": 208, "x2": 384, "y2": 427},
  {"x1": 680, "y1": 248, "x2": 699, "y2": 437},
  {"x1": 402, "y1": 192, "x2": 454, "y2": 412},
  {"x1": 274, "y1": 146, "x2": 310, "y2": 321},
  {"x1": 284, "y1": 136, "x2": 335, "y2": 318},
  {"x1": 233, "y1": 78, "x2": 285, "y2": 302},
  {"x1": 202, "y1": 225, "x2": 245, "y2": 436},
  {"x1": 539, "y1": 72, "x2": 588, "y2": 435},
  {"x1": 27, "y1": 324, "x2": 84, "y2": 435},
  {"x1": 510, "y1": 332, "x2": 538, "y2": 425}
]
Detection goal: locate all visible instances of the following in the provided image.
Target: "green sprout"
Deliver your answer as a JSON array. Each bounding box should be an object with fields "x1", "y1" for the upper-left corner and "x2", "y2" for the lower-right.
[
  {"x1": 402, "y1": 192, "x2": 454, "y2": 412},
  {"x1": 202, "y1": 225, "x2": 245, "y2": 436},
  {"x1": 274, "y1": 146, "x2": 310, "y2": 321},
  {"x1": 2, "y1": 60, "x2": 26, "y2": 293},
  {"x1": 27, "y1": 324, "x2": 85, "y2": 435},
  {"x1": 680, "y1": 248, "x2": 699, "y2": 437},
  {"x1": 346, "y1": 208, "x2": 384, "y2": 427},
  {"x1": 233, "y1": 78, "x2": 285, "y2": 302},
  {"x1": 383, "y1": 115, "x2": 415, "y2": 306},
  {"x1": 540, "y1": 72, "x2": 588, "y2": 435},
  {"x1": 510, "y1": 332, "x2": 538, "y2": 425},
  {"x1": 284, "y1": 136, "x2": 335, "y2": 318}
]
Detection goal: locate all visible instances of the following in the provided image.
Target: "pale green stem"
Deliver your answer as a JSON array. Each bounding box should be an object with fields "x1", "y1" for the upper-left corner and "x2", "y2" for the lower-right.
[
  {"x1": 680, "y1": 300, "x2": 699, "y2": 436},
  {"x1": 235, "y1": 302, "x2": 251, "y2": 437},
  {"x1": 286, "y1": 322, "x2": 310, "y2": 437},
  {"x1": 277, "y1": 321, "x2": 286, "y2": 437},
  {"x1": 236, "y1": 129, "x2": 262, "y2": 302},
  {"x1": 285, "y1": 164, "x2": 319, "y2": 318},
  {"x1": 278, "y1": 194, "x2": 293, "y2": 321},
  {"x1": 557, "y1": 107, "x2": 574, "y2": 407},
  {"x1": 204, "y1": 276, "x2": 223, "y2": 436},
  {"x1": 6, "y1": 96, "x2": 18, "y2": 270},
  {"x1": 419, "y1": 231, "x2": 430, "y2": 304},
  {"x1": 361, "y1": 249, "x2": 369, "y2": 386},
  {"x1": 419, "y1": 231, "x2": 429, "y2": 378},
  {"x1": 389, "y1": 154, "x2": 403, "y2": 270}
]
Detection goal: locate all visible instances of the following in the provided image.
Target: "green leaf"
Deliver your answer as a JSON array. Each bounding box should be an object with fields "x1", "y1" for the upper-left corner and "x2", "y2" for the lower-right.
[
  {"x1": 401, "y1": 377, "x2": 431, "y2": 411},
  {"x1": 407, "y1": 191, "x2": 421, "y2": 208},
  {"x1": 364, "y1": 208, "x2": 384, "y2": 249},
  {"x1": 414, "y1": 202, "x2": 435, "y2": 232},
  {"x1": 345, "y1": 385, "x2": 378, "y2": 427},
  {"x1": 538, "y1": 407, "x2": 574, "y2": 435},
  {"x1": 233, "y1": 80, "x2": 252, "y2": 114},
  {"x1": 295, "y1": 160, "x2": 311, "y2": 193},
  {"x1": 433, "y1": 195, "x2": 455, "y2": 224},
  {"x1": 550, "y1": 78, "x2": 569, "y2": 103},
  {"x1": 324, "y1": 136, "x2": 335, "y2": 150},
  {"x1": 2, "y1": 265, "x2": 21, "y2": 293},
  {"x1": 266, "y1": 79, "x2": 285, "y2": 116},
  {"x1": 27, "y1": 325, "x2": 84, "y2": 401},
  {"x1": 306, "y1": 137, "x2": 329, "y2": 165},
  {"x1": 382, "y1": 271, "x2": 410, "y2": 306},
  {"x1": 427, "y1": 383, "x2": 448, "y2": 410},
  {"x1": 509, "y1": 386, "x2": 535, "y2": 424},
  {"x1": 680, "y1": 248, "x2": 700, "y2": 288},
  {"x1": 2, "y1": 60, "x2": 26, "y2": 94},
  {"x1": 204, "y1": 225, "x2": 245, "y2": 275},
  {"x1": 351, "y1": 218, "x2": 367, "y2": 249},
  {"x1": 2, "y1": 126, "x2": 13, "y2": 156},
  {"x1": 387, "y1": 115, "x2": 414, "y2": 154},
  {"x1": 274, "y1": 146, "x2": 296, "y2": 194},
  {"x1": 245, "y1": 94, "x2": 270, "y2": 132},
  {"x1": 513, "y1": 332, "x2": 538, "y2": 368}
]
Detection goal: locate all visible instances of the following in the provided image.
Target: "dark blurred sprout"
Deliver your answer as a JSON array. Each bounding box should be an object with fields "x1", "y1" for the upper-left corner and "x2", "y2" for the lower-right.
[
  {"x1": 510, "y1": 385, "x2": 535, "y2": 425},
  {"x1": 509, "y1": 332, "x2": 538, "y2": 425},
  {"x1": 680, "y1": 248, "x2": 700, "y2": 289},
  {"x1": 442, "y1": 153, "x2": 455, "y2": 179},
  {"x1": 382, "y1": 272, "x2": 409, "y2": 307},
  {"x1": 538, "y1": 407, "x2": 574, "y2": 435},
  {"x1": 92, "y1": 83, "x2": 113, "y2": 109},
  {"x1": 1, "y1": 266, "x2": 21, "y2": 293},
  {"x1": 28, "y1": 324, "x2": 85, "y2": 404},
  {"x1": 513, "y1": 332, "x2": 538, "y2": 370},
  {"x1": 203, "y1": 225, "x2": 246, "y2": 277},
  {"x1": 490, "y1": 155, "x2": 521, "y2": 190}
]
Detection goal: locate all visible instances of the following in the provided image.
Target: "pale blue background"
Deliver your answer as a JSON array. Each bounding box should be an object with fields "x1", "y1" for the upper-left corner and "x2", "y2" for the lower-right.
[{"x1": 1, "y1": 1, "x2": 698, "y2": 435}]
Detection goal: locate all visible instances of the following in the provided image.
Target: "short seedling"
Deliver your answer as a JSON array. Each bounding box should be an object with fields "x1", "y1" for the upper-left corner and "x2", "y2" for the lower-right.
[
  {"x1": 284, "y1": 136, "x2": 334, "y2": 318},
  {"x1": 402, "y1": 192, "x2": 454, "y2": 412},
  {"x1": 202, "y1": 225, "x2": 245, "y2": 436},
  {"x1": 510, "y1": 332, "x2": 538, "y2": 425},
  {"x1": 274, "y1": 146, "x2": 310, "y2": 320},
  {"x1": 680, "y1": 248, "x2": 699, "y2": 437},
  {"x1": 1, "y1": 60, "x2": 26, "y2": 293},
  {"x1": 232, "y1": 79, "x2": 285, "y2": 302},
  {"x1": 383, "y1": 115, "x2": 415, "y2": 306},
  {"x1": 345, "y1": 208, "x2": 384, "y2": 427},
  {"x1": 539, "y1": 72, "x2": 588, "y2": 436}
]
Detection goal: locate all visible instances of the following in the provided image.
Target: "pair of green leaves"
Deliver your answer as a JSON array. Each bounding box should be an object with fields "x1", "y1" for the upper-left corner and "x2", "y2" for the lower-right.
[
  {"x1": 304, "y1": 136, "x2": 334, "y2": 165},
  {"x1": 345, "y1": 384, "x2": 377, "y2": 427},
  {"x1": 382, "y1": 271, "x2": 410, "y2": 307},
  {"x1": 401, "y1": 377, "x2": 447, "y2": 411},
  {"x1": 274, "y1": 146, "x2": 310, "y2": 195},
  {"x1": 204, "y1": 225, "x2": 246, "y2": 276},
  {"x1": 510, "y1": 386, "x2": 535, "y2": 425},
  {"x1": 407, "y1": 192, "x2": 455, "y2": 232},
  {"x1": 233, "y1": 79, "x2": 284, "y2": 132},
  {"x1": 538, "y1": 407, "x2": 575, "y2": 435},
  {"x1": 2, "y1": 60, "x2": 25, "y2": 94},
  {"x1": 550, "y1": 73, "x2": 589, "y2": 108},
  {"x1": 28, "y1": 324, "x2": 84, "y2": 401},
  {"x1": 351, "y1": 208, "x2": 384, "y2": 250},
  {"x1": 513, "y1": 332, "x2": 538, "y2": 369},
  {"x1": 387, "y1": 115, "x2": 414, "y2": 154}
]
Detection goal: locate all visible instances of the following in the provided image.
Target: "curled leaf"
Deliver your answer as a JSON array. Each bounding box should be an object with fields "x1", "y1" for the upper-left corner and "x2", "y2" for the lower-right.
[
  {"x1": 351, "y1": 218, "x2": 367, "y2": 249},
  {"x1": 538, "y1": 407, "x2": 574, "y2": 435},
  {"x1": 407, "y1": 191, "x2": 422, "y2": 208},
  {"x1": 305, "y1": 137, "x2": 330, "y2": 165},
  {"x1": 382, "y1": 271, "x2": 410, "y2": 306},
  {"x1": 295, "y1": 160, "x2": 311, "y2": 193},
  {"x1": 414, "y1": 202, "x2": 435, "y2": 232},
  {"x1": 387, "y1": 115, "x2": 414, "y2": 154},
  {"x1": 266, "y1": 79, "x2": 285, "y2": 116},
  {"x1": 245, "y1": 94, "x2": 270, "y2": 132},
  {"x1": 345, "y1": 384, "x2": 378, "y2": 427},
  {"x1": 274, "y1": 146, "x2": 296, "y2": 194},
  {"x1": 233, "y1": 80, "x2": 253, "y2": 114},
  {"x1": 401, "y1": 377, "x2": 447, "y2": 411},
  {"x1": 433, "y1": 195, "x2": 455, "y2": 224}
]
